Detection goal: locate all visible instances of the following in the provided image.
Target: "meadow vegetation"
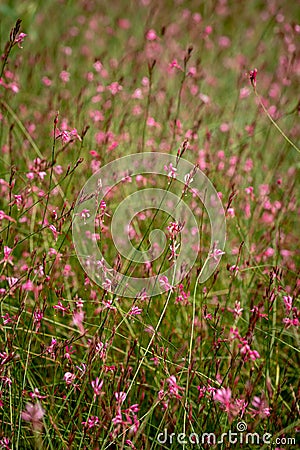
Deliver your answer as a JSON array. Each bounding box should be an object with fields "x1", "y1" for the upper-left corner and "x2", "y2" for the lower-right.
[{"x1": 0, "y1": 0, "x2": 299, "y2": 448}]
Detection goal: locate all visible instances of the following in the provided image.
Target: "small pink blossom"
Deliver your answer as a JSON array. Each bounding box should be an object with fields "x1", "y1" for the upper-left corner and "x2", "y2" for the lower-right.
[
  {"x1": 91, "y1": 377, "x2": 104, "y2": 397},
  {"x1": 159, "y1": 276, "x2": 173, "y2": 292},
  {"x1": 209, "y1": 245, "x2": 225, "y2": 261},
  {"x1": 102, "y1": 278, "x2": 112, "y2": 291},
  {"x1": 33, "y1": 309, "x2": 43, "y2": 331},
  {"x1": 175, "y1": 283, "x2": 190, "y2": 305},
  {"x1": 169, "y1": 59, "x2": 183, "y2": 71},
  {"x1": 0, "y1": 437, "x2": 10, "y2": 449},
  {"x1": 164, "y1": 162, "x2": 177, "y2": 179},
  {"x1": 128, "y1": 306, "x2": 142, "y2": 316},
  {"x1": 15, "y1": 32, "x2": 27, "y2": 48},
  {"x1": 283, "y1": 295, "x2": 293, "y2": 312},
  {"x1": 115, "y1": 391, "x2": 127, "y2": 404},
  {"x1": 218, "y1": 36, "x2": 231, "y2": 48},
  {"x1": 204, "y1": 25, "x2": 213, "y2": 35},
  {"x1": 249, "y1": 68, "x2": 258, "y2": 88},
  {"x1": 250, "y1": 396, "x2": 271, "y2": 418},
  {"x1": 59, "y1": 70, "x2": 70, "y2": 83},
  {"x1": 240, "y1": 87, "x2": 251, "y2": 99},
  {"x1": 2, "y1": 313, "x2": 13, "y2": 325},
  {"x1": 22, "y1": 280, "x2": 34, "y2": 291},
  {"x1": 63, "y1": 372, "x2": 76, "y2": 385},
  {"x1": 167, "y1": 221, "x2": 184, "y2": 238},
  {"x1": 283, "y1": 317, "x2": 299, "y2": 328},
  {"x1": 72, "y1": 310, "x2": 85, "y2": 333},
  {"x1": 42, "y1": 76, "x2": 52, "y2": 86},
  {"x1": 125, "y1": 440, "x2": 136, "y2": 449},
  {"x1": 64, "y1": 345, "x2": 75, "y2": 362},
  {"x1": 228, "y1": 301, "x2": 243, "y2": 318},
  {"x1": 239, "y1": 341, "x2": 260, "y2": 361},
  {"x1": 107, "y1": 81, "x2": 123, "y2": 95},
  {"x1": 214, "y1": 387, "x2": 232, "y2": 409},
  {"x1": 146, "y1": 29, "x2": 157, "y2": 41},
  {"x1": 53, "y1": 300, "x2": 69, "y2": 314},
  {"x1": 166, "y1": 375, "x2": 184, "y2": 399},
  {"x1": 48, "y1": 224, "x2": 58, "y2": 241},
  {"x1": 93, "y1": 60, "x2": 103, "y2": 72},
  {"x1": 0, "y1": 210, "x2": 16, "y2": 222},
  {"x1": 21, "y1": 402, "x2": 45, "y2": 431},
  {"x1": 0, "y1": 246, "x2": 13, "y2": 265},
  {"x1": 82, "y1": 416, "x2": 99, "y2": 428},
  {"x1": 168, "y1": 240, "x2": 180, "y2": 261}
]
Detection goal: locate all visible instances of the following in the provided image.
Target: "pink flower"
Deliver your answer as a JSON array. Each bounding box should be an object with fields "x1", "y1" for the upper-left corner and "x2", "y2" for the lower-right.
[
  {"x1": 128, "y1": 306, "x2": 142, "y2": 316},
  {"x1": 21, "y1": 402, "x2": 45, "y2": 431},
  {"x1": 220, "y1": 123, "x2": 230, "y2": 133},
  {"x1": 29, "y1": 388, "x2": 47, "y2": 400},
  {"x1": 102, "y1": 299, "x2": 117, "y2": 311},
  {"x1": 146, "y1": 29, "x2": 157, "y2": 41},
  {"x1": 0, "y1": 437, "x2": 10, "y2": 449},
  {"x1": 115, "y1": 391, "x2": 127, "y2": 404},
  {"x1": 168, "y1": 240, "x2": 180, "y2": 261},
  {"x1": 159, "y1": 276, "x2": 173, "y2": 292},
  {"x1": 46, "y1": 338, "x2": 57, "y2": 359},
  {"x1": 204, "y1": 25, "x2": 213, "y2": 35},
  {"x1": 167, "y1": 221, "x2": 184, "y2": 239},
  {"x1": 250, "y1": 396, "x2": 271, "y2": 418},
  {"x1": 239, "y1": 340, "x2": 261, "y2": 361},
  {"x1": 59, "y1": 70, "x2": 70, "y2": 83},
  {"x1": 42, "y1": 76, "x2": 52, "y2": 86},
  {"x1": 22, "y1": 280, "x2": 34, "y2": 291},
  {"x1": 147, "y1": 116, "x2": 159, "y2": 127},
  {"x1": 15, "y1": 32, "x2": 27, "y2": 48},
  {"x1": 209, "y1": 245, "x2": 225, "y2": 261},
  {"x1": 283, "y1": 295, "x2": 293, "y2": 312},
  {"x1": 175, "y1": 284, "x2": 190, "y2": 305},
  {"x1": 102, "y1": 278, "x2": 112, "y2": 291},
  {"x1": 283, "y1": 317, "x2": 299, "y2": 328},
  {"x1": 118, "y1": 18, "x2": 131, "y2": 30},
  {"x1": 228, "y1": 301, "x2": 243, "y2": 318},
  {"x1": 82, "y1": 416, "x2": 99, "y2": 428},
  {"x1": 240, "y1": 87, "x2": 251, "y2": 99},
  {"x1": 33, "y1": 309, "x2": 43, "y2": 331},
  {"x1": 107, "y1": 81, "x2": 123, "y2": 95},
  {"x1": 169, "y1": 59, "x2": 183, "y2": 71},
  {"x1": 166, "y1": 375, "x2": 184, "y2": 399},
  {"x1": 93, "y1": 60, "x2": 103, "y2": 72},
  {"x1": 0, "y1": 210, "x2": 16, "y2": 222},
  {"x1": 164, "y1": 162, "x2": 177, "y2": 179},
  {"x1": 91, "y1": 377, "x2": 104, "y2": 397},
  {"x1": 48, "y1": 224, "x2": 58, "y2": 241},
  {"x1": 218, "y1": 36, "x2": 231, "y2": 48},
  {"x1": 249, "y1": 68, "x2": 258, "y2": 88},
  {"x1": 0, "y1": 246, "x2": 13, "y2": 265},
  {"x1": 227, "y1": 207, "x2": 235, "y2": 217},
  {"x1": 2, "y1": 313, "x2": 13, "y2": 325},
  {"x1": 53, "y1": 300, "x2": 69, "y2": 314},
  {"x1": 125, "y1": 440, "x2": 136, "y2": 449},
  {"x1": 72, "y1": 310, "x2": 85, "y2": 333},
  {"x1": 64, "y1": 345, "x2": 75, "y2": 361},
  {"x1": 63, "y1": 372, "x2": 76, "y2": 385},
  {"x1": 214, "y1": 387, "x2": 232, "y2": 409},
  {"x1": 112, "y1": 407, "x2": 123, "y2": 425}
]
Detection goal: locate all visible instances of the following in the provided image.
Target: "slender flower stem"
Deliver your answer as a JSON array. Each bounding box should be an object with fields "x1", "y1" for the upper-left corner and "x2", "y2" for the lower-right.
[
  {"x1": 254, "y1": 88, "x2": 300, "y2": 155},
  {"x1": 141, "y1": 60, "x2": 156, "y2": 152},
  {"x1": 126, "y1": 262, "x2": 177, "y2": 396}
]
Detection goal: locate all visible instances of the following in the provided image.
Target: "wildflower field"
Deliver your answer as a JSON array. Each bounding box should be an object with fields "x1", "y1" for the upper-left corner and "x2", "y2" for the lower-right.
[{"x1": 0, "y1": 0, "x2": 299, "y2": 448}]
